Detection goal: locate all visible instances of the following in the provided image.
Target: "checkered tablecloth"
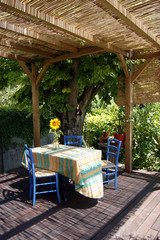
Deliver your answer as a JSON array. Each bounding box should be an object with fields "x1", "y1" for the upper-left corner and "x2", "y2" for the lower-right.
[{"x1": 23, "y1": 144, "x2": 103, "y2": 199}]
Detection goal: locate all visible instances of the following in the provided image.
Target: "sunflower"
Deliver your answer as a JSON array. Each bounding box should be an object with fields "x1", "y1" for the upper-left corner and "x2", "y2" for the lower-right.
[{"x1": 50, "y1": 118, "x2": 61, "y2": 130}]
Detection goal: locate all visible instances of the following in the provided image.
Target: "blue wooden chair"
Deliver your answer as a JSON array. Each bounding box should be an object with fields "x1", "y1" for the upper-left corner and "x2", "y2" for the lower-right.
[
  {"x1": 63, "y1": 135, "x2": 83, "y2": 189},
  {"x1": 24, "y1": 144, "x2": 61, "y2": 206},
  {"x1": 101, "y1": 138, "x2": 121, "y2": 190},
  {"x1": 64, "y1": 135, "x2": 83, "y2": 147}
]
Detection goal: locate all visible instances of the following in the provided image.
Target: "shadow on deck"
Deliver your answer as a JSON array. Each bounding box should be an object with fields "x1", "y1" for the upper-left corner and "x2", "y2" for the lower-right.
[{"x1": 0, "y1": 167, "x2": 160, "y2": 240}]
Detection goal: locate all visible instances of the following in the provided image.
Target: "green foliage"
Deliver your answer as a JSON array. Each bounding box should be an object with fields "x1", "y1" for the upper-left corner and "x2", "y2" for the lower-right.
[
  {"x1": 0, "y1": 108, "x2": 49, "y2": 148},
  {"x1": 84, "y1": 100, "x2": 160, "y2": 171},
  {"x1": 0, "y1": 58, "x2": 23, "y2": 90},
  {"x1": 0, "y1": 54, "x2": 123, "y2": 120},
  {"x1": 38, "y1": 53, "x2": 123, "y2": 118},
  {"x1": 39, "y1": 61, "x2": 73, "y2": 116},
  {"x1": 77, "y1": 53, "x2": 123, "y2": 103},
  {"x1": 1, "y1": 57, "x2": 159, "y2": 171},
  {"x1": 0, "y1": 54, "x2": 123, "y2": 150},
  {"x1": 113, "y1": 106, "x2": 125, "y2": 134},
  {"x1": 84, "y1": 98, "x2": 119, "y2": 149},
  {"x1": 0, "y1": 58, "x2": 32, "y2": 110},
  {"x1": 132, "y1": 104, "x2": 160, "y2": 171}
]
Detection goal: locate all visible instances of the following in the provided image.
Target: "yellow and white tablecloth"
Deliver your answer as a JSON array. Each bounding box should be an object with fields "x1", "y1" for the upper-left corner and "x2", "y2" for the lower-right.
[{"x1": 23, "y1": 144, "x2": 103, "y2": 199}]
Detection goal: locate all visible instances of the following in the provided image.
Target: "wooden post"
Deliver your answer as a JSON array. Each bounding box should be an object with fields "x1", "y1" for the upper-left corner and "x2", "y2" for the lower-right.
[
  {"x1": 117, "y1": 54, "x2": 133, "y2": 173},
  {"x1": 125, "y1": 74, "x2": 133, "y2": 172},
  {"x1": 31, "y1": 64, "x2": 40, "y2": 147},
  {"x1": 117, "y1": 56, "x2": 155, "y2": 172},
  {"x1": 31, "y1": 80, "x2": 40, "y2": 147},
  {"x1": 18, "y1": 61, "x2": 50, "y2": 147}
]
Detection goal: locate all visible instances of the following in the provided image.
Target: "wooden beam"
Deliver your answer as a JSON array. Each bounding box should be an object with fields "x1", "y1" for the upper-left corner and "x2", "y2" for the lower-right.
[
  {"x1": 131, "y1": 51, "x2": 160, "y2": 60},
  {"x1": 36, "y1": 62, "x2": 51, "y2": 85},
  {"x1": 0, "y1": 1, "x2": 128, "y2": 57},
  {"x1": 95, "y1": 40, "x2": 129, "y2": 57},
  {"x1": 0, "y1": 21, "x2": 78, "y2": 53},
  {"x1": 18, "y1": 60, "x2": 34, "y2": 82},
  {"x1": 131, "y1": 58, "x2": 155, "y2": 83},
  {"x1": 0, "y1": 50, "x2": 35, "y2": 63},
  {"x1": 36, "y1": 46, "x2": 111, "y2": 84},
  {"x1": 18, "y1": 58, "x2": 51, "y2": 86},
  {"x1": 96, "y1": 0, "x2": 160, "y2": 48},
  {"x1": 0, "y1": 40, "x2": 57, "y2": 58},
  {"x1": 44, "y1": 47, "x2": 105, "y2": 66},
  {"x1": 117, "y1": 54, "x2": 130, "y2": 79},
  {"x1": 20, "y1": 41, "x2": 61, "y2": 55},
  {"x1": 10, "y1": 42, "x2": 57, "y2": 58}
]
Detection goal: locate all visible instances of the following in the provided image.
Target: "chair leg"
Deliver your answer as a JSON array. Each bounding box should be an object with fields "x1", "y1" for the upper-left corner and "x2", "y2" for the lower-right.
[
  {"x1": 106, "y1": 168, "x2": 109, "y2": 183},
  {"x1": 56, "y1": 173, "x2": 61, "y2": 203},
  {"x1": 32, "y1": 177, "x2": 36, "y2": 206},
  {"x1": 29, "y1": 175, "x2": 32, "y2": 199},
  {"x1": 115, "y1": 172, "x2": 117, "y2": 190}
]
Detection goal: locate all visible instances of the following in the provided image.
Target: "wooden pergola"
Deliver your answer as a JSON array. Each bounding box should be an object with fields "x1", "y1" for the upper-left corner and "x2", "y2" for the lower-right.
[{"x1": 0, "y1": 0, "x2": 160, "y2": 172}]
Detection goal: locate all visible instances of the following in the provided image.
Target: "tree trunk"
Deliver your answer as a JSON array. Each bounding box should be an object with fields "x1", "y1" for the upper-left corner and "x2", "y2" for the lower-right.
[
  {"x1": 60, "y1": 59, "x2": 87, "y2": 138},
  {"x1": 58, "y1": 59, "x2": 106, "y2": 142},
  {"x1": 60, "y1": 110, "x2": 86, "y2": 136}
]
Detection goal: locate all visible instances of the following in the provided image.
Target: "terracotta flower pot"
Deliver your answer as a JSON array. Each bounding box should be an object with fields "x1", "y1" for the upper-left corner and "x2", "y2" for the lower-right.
[{"x1": 113, "y1": 133, "x2": 125, "y2": 147}]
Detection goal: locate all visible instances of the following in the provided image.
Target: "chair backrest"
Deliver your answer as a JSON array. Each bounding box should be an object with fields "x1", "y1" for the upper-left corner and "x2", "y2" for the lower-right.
[
  {"x1": 106, "y1": 138, "x2": 121, "y2": 166},
  {"x1": 64, "y1": 135, "x2": 83, "y2": 147},
  {"x1": 24, "y1": 144, "x2": 35, "y2": 176}
]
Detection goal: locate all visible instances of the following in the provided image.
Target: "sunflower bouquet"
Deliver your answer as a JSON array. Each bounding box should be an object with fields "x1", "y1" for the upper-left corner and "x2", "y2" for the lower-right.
[{"x1": 49, "y1": 118, "x2": 63, "y2": 146}]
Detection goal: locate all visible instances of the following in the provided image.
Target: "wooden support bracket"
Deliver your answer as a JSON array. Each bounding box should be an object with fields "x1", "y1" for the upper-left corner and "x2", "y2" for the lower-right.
[
  {"x1": 131, "y1": 58, "x2": 155, "y2": 83},
  {"x1": 117, "y1": 54, "x2": 130, "y2": 79}
]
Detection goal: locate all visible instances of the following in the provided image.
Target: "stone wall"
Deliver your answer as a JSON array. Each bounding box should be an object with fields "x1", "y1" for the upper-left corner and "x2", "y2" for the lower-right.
[{"x1": 0, "y1": 134, "x2": 53, "y2": 173}]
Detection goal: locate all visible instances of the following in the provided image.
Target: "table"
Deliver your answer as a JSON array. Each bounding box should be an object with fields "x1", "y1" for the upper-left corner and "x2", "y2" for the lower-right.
[{"x1": 23, "y1": 144, "x2": 103, "y2": 200}]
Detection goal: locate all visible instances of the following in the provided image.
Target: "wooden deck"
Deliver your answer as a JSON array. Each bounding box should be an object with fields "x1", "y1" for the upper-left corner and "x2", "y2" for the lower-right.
[{"x1": 0, "y1": 167, "x2": 160, "y2": 240}]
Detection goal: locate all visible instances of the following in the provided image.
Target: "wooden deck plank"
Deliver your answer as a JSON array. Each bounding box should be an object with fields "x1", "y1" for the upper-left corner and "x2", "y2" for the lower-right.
[
  {"x1": 152, "y1": 215, "x2": 160, "y2": 231},
  {"x1": 0, "y1": 167, "x2": 159, "y2": 240},
  {"x1": 134, "y1": 201, "x2": 160, "y2": 237},
  {"x1": 145, "y1": 228, "x2": 159, "y2": 240},
  {"x1": 115, "y1": 189, "x2": 160, "y2": 239}
]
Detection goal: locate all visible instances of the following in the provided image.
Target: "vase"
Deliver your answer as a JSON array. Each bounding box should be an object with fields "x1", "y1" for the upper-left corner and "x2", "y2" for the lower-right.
[{"x1": 52, "y1": 138, "x2": 59, "y2": 149}]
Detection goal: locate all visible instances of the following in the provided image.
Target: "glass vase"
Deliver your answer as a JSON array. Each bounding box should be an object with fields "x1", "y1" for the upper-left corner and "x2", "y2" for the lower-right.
[{"x1": 52, "y1": 138, "x2": 59, "y2": 149}]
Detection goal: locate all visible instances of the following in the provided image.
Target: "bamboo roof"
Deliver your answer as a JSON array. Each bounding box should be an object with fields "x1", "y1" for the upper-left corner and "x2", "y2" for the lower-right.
[
  {"x1": 0, "y1": 0, "x2": 160, "y2": 103},
  {"x1": 0, "y1": 0, "x2": 159, "y2": 61},
  {"x1": 118, "y1": 58, "x2": 160, "y2": 105}
]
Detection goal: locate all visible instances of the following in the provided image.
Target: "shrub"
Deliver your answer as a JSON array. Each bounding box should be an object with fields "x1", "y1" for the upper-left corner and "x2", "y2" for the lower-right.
[
  {"x1": 0, "y1": 108, "x2": 49, "y2": 149},
  {"x1": 132, "y1": 104, "x2": 160, "y2": 171},
  {"x1": 84, "y1": 101, "x2": 117, "y2": 147},
  {"x1": 84, "y1": 100, "x2": 160, "y2": 171}
]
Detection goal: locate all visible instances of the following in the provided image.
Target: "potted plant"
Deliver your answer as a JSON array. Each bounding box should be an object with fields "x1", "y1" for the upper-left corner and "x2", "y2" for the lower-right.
[{"x1": 113, "y1": 107, "x2": 125, "y2": 147}]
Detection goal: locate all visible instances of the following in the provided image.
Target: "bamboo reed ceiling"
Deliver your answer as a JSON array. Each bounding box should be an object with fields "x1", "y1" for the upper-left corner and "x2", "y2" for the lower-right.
[
  {"x1": 0, "y1": 0, "x2": 160, "y2": 104},
  {"x1": 0, "y1": 0, "x2": 159, "y2": 62},
  {"x1": 117, "y1": 59, "x2": 160, "y2": 105}
]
